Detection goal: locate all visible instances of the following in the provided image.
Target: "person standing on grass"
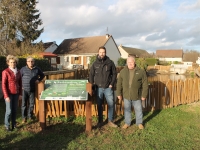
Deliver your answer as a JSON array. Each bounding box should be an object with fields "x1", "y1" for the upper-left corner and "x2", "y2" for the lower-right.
[
  {"x1": 116, "y1": 55, "x2": 148, "y2": 129},
  {"x1": 89, "y1": 46, "x2": 118, "y2": 128},
  {"x1": 20, "y1": 56, "x2": 44, "y2": 123},
  {"x1": 2, "y1": 55, "x2": 22, "y2": 131}
]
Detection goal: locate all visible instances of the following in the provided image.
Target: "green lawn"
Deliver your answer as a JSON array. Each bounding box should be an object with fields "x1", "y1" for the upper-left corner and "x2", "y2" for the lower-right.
[{"x1": 0, "y1": 98, "x2": 200, "y2": 150}]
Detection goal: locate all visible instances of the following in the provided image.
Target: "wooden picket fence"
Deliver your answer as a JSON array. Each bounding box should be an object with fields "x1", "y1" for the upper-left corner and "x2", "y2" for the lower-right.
[{"x1": 34, "y1": 68, "x2": 200, "y2": 119}]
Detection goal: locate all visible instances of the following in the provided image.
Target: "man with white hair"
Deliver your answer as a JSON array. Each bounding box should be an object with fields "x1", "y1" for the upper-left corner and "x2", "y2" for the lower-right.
[{"x1": 116, "y1": 55, "x2": 148, "y2": 129}]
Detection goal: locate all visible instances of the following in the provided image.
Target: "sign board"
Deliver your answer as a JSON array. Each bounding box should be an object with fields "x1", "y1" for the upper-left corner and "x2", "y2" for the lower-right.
[{"x1": 40, "y1": 80, "x2": 88, "y2": 100}]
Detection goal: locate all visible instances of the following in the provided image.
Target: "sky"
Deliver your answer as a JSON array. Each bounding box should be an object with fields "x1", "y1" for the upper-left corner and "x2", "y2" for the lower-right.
[{"x1": 36, "y1": 0, "x2": 200, "y2": 53}]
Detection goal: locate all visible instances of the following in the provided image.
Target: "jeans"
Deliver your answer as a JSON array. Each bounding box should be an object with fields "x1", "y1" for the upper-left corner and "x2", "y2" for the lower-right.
[
  {"x1": 21, "y1": 90, "x2": 35, "y2": 119},
  {"x1": 124, "y1": 98, "x2": 143, "y2": 125},
  {"x1": 5, "y1": 94, "x2": 19, "y2": 128},
  {"x1": 96, "y1": 87, "x2": 115, "y2": 122}
]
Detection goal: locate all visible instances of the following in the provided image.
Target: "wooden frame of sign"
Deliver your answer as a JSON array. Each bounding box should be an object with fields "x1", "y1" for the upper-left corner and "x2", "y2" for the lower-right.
[{"x1": 37, "y1": 81, "x2": 92, "y2": 133}]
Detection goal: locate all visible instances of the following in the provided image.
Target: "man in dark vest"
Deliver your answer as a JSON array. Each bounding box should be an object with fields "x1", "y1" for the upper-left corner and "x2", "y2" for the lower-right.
[{"x1": 20, "y1": 56, "x2": 44, "y2": 123}]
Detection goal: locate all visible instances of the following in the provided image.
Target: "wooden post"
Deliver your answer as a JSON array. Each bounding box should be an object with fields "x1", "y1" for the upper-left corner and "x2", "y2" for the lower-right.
[
  {"x1": 38, "y1": 82, "x2": 46, "y2": 130},
  {"x1": 86, "y1": 83, "x2": 92, "y2": 132}
]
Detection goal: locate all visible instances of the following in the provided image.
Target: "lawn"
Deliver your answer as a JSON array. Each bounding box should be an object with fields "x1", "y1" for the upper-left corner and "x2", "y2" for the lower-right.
[{"x1": 0, "y1": 98, "x2": 200, "y2": 150}]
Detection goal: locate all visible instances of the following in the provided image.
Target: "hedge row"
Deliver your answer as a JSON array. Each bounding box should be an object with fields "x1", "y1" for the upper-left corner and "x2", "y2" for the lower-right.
[{"x1": 0, "y1": 56, "x2": 51, "y2": 80}]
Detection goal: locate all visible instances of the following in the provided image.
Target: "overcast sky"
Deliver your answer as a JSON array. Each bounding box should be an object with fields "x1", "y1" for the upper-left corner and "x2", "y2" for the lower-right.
[{"x1": 36, "y1": 0, "x2": 200, "y2": 52}]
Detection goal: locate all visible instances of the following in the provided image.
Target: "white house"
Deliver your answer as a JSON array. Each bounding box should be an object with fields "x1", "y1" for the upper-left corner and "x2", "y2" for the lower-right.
[
  {"x1": 118, "y1": 44, "x2": 150, "y2": 59},
  {"x1": 156, "y1": 49, "x2": 183, "y2": 62},
  {"x1": 196, "y1": 57, "x2": 200, "y2": 65},
  {"x1": 53, "y1": 34, "x2": 121, "y2": 69}
]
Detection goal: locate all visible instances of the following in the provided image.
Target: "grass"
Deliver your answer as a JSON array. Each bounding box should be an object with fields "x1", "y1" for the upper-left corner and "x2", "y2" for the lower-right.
[{"x1": 0, "y1": 98, "x2": 200, "y2": 150}]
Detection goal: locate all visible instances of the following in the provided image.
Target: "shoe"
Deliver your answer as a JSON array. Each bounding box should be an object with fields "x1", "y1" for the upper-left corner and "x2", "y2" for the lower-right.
[
  {"x1": 122, "y1": 124, "x2": 130, "y2": 129},
  {"x1": 22, "y1": 118, "x2": 27, "y2": 123},
  {"x1": 108, "y1": 121, "x2": 118, "y2": 128},
  {"x1": 5, "y1": 126, "x2": 11, "y2": 132},
  {"x1": 138, "y1": 124, "x2": 144, "y2": 129},
  {"x1": 97, "y1": 122, "x2": 103, "y2": 128},
  {"x1": 12, "y1": 125, "x2": 17, "y2": 130}
]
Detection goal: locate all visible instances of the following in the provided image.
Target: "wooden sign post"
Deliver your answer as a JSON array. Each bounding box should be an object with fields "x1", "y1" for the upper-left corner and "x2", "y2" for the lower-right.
[{"x1": 38, "y1": 80, "x2": 92, "y2": 132}]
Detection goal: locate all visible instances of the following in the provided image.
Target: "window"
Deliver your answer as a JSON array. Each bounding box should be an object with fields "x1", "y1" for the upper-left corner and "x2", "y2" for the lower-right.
[{"x1": 74, "y1": 57, "x2": 79, "y2": 64}]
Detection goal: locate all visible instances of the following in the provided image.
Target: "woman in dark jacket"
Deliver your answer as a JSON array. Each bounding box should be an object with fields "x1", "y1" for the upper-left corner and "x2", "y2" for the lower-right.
[{"x1": 2, "y1": 55, "x2": 22, "y2": 131}]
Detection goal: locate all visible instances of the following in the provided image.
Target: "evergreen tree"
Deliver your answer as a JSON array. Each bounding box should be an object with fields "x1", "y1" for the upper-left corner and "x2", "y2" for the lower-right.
[{"x1": 19, "y1": 0, "x2": 44, "y2": 42}]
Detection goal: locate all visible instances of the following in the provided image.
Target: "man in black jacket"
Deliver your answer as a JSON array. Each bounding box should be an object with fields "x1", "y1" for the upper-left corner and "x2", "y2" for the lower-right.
[
  {"x1": 20, "y1": 56, "x2": 44, "y2": 123},
  {"x1": 89, "y1": 46, "x2": 117, "y2": 128}
]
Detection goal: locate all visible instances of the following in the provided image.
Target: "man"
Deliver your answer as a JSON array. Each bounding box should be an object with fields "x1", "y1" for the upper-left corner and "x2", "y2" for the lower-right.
[
  {"x1": 116, "y1": 55, "x2": 148, "y2": 129},
  {"x1": 89, "y1": 46, "x2": 117, "y2": 128},
  {"x1": 20, "y1": 56, "x2": 45, "y2": 123}
]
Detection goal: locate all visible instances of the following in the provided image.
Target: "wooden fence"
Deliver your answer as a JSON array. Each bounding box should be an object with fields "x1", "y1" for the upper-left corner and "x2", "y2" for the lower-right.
[{"x1": 34, "y1": 68, "x2": 200, "y2": 119}]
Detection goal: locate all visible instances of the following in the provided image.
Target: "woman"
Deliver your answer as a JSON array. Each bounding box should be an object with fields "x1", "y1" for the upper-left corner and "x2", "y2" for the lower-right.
[{"x1": 2, "y1": 55, "x2": 22, "y2": 131}]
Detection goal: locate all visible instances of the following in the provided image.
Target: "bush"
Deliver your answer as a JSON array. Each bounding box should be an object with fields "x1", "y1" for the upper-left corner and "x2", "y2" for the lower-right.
[{"x1": 117, "y1": 58, "x2": 126, "y2": 66}]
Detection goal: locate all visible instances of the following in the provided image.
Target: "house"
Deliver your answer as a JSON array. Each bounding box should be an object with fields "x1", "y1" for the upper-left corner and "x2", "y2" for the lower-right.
[
  {"x1": 40, "y1": 41, "x2": 59, "y2": 70},
  {"x1": 53, "y1": 34, "x2": 120, "y2": 69},
  {"x1": 39, "y1": 52, "x2": 59, "y2": 70},
  {"x1": 156, "y1": 49, "x2": 183, "y2": 62},
  {"x1": 118, "y1": 44, "x2": 150, "y2": 59},
  {"x1": 44, "y1": 41, "x2": 58, "y2": 53}
]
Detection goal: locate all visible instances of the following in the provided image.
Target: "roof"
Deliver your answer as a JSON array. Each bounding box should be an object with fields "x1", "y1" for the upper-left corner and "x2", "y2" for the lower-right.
[
  {"x1": 156, "y1": 49, "x2": 183, "y2": 57},
  {"x1": 121, "y1": 46, "x2": 150, "y2": 57},
  {"x1": 40, "y1": 52, "x2": 57, "y2": 57},
  {"x1": 53, "y1": 35, "x2": 111, "y2": 54},
  {"x1": 43, "y1": 42, "x2": 54, "y2": 49}
]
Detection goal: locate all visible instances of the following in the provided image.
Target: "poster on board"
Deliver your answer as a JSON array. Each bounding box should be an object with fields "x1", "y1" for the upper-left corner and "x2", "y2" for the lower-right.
[{"x1": 40, "y1": 80, "x2": 88, "y2": 100}]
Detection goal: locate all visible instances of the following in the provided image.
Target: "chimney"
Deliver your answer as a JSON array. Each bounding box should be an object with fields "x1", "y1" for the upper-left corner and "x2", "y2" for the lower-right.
[{"x1": 106, "y1": 34, "x2": 110, "y2": 39}]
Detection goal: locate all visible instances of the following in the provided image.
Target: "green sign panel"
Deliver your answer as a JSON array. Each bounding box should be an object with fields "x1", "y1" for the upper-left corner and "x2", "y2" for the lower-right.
[{"x1": 40, "y1": 80, "x2": 88, "y2": 100}]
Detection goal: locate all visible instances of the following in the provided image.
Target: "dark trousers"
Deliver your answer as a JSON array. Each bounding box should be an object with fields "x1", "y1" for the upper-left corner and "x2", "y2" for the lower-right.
[{"x1": 21, "y1": 90, "x2": 35, "y2": 119}]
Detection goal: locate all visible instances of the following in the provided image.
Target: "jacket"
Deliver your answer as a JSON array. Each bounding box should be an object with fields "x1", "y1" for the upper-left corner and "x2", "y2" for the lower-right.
[
  {"x1": 20, "y1": 66, "x2": 44, "y2": 92},
  {"x1": 89, "y1": 55, "x2": 117, "y2": 88},
  {"x1": 2, "y1": 68, "x2": 22, "y2": 99},
  {"x1": 116, "y1": 66, "x2": 148, "y2": 100}
]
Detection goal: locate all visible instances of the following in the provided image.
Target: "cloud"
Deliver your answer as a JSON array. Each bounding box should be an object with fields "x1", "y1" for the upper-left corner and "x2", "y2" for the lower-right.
[
  {"x1": 179, "y1": 0, "x2": 200, "y2": 11},
  {"x1": 35, "y1": 0, "x2": 200, "y2": 52}
]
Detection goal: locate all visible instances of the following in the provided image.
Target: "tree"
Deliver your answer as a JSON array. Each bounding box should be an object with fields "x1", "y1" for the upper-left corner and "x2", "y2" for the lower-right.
[
  {"x1": 0, "y1": 0, "x2": 22, "y2": 55},
  {"x1": 183, "y1": 50, "x2": 200, "y2": 62},
  {"x1": 0, "y1": 0, "x2": 43, "y2": 55},
  {"x1": 19, "y1": 0, "x2": 43, "y2": 42}
]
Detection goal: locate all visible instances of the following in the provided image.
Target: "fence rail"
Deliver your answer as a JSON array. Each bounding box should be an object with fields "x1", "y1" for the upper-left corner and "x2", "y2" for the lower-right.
[{"x1": 34, "y1": 68, "x2": 200, "y2": 119}]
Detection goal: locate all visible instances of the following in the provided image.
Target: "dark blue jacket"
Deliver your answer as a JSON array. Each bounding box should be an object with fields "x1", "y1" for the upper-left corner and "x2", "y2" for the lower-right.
[{"x1": 20, "y1": 66, "x2": 44, "y2": 92}]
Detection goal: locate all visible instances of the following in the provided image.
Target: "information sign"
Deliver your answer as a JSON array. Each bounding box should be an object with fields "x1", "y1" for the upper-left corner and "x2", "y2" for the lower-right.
[{"x1": 40, "y1": 80, "x2": 88, "y2": 100}]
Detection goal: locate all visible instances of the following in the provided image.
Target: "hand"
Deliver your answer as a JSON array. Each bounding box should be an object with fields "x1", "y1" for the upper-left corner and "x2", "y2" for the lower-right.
[
  {"x1": 5, "y1": 97, "x2": 10, "y2": 102},
  {"x1": 117, "y1": 96, "x2": 122, "y2": 100},
  {"x1": 18, "y1": 95, "x2": 22, "y2": 100},
  {"x1": 109, "y1": 85, "x2": 112, "y2": 88},
  {"x1": 117, "y1": 96, "x2": 122, "y2": 104},
  {"x1": 141, "y1": 97, "x2": 146, "y2": 101}
]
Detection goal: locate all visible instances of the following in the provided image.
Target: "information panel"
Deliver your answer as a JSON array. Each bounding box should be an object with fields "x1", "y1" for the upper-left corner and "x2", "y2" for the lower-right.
[{"x1": 40, "y1": 80, "x2": 88, "y2": 100}]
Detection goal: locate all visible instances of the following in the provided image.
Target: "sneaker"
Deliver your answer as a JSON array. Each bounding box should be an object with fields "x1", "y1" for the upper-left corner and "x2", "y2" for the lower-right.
[
  {"x1": 5, "y1": 126, "x2": 11, "y2": 132},
  {"x1": 138, "y1": 124, "x2": 144, "y2": 130},
  {"x1": 122, "y1": 124, "x2": 130, "y2": 129},
  {"x1": 12, "y1": 125, "x2": 17, "y2": 130},
  {"x1": 22, "y1": 118, "x2": 27, "y2": 124},
  {"x1": 108, "y1": 121, "x2": 118, "y2": 128}
]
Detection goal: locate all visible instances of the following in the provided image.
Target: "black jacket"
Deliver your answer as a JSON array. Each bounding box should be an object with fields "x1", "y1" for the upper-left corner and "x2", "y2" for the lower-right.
[{"x1": 89, "y1": 55, "x2": 117, "y2": 88}]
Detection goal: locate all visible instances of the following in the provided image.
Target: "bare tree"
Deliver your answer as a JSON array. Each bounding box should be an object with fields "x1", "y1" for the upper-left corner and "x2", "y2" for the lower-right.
[{"x1": 183, "y1": 50, "x2": 200, "y2": 62}]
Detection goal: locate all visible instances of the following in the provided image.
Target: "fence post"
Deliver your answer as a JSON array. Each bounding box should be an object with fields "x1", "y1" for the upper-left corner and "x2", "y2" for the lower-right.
[
  {"x1": 86, "y1": 83, "x2": 92, "y2": 132},
  {"x1": 37, "y1": 82, "x2": 46, "y2": 130}
]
